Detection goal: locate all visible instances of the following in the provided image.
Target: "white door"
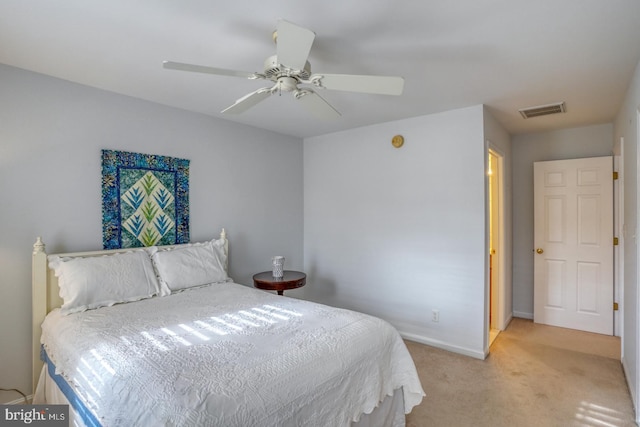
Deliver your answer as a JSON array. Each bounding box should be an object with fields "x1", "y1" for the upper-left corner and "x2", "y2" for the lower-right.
[{"x1": 533, "y1": 156, "x2": 613, "y2": 335}]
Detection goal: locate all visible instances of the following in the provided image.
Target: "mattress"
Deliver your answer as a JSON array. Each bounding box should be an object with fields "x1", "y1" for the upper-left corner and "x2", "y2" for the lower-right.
[{"x1": 38, "y1": 282, "x2": 424, "y2": 426}]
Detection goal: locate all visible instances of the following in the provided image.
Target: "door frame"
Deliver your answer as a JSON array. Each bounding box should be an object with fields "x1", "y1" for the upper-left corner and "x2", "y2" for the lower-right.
[
  {"x1": 635, "y1": 108, "x2": 640, "y2": 422},
  {"x1": 486, "y1": 143, "x2": 507, "y2": 348},
  {"x1": 614, "y1": 136, "x2": 624, "y2": 338}
]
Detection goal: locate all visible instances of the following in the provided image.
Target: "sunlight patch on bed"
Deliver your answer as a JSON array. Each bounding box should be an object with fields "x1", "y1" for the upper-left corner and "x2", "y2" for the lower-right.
[
  {"x1": 226, "y1": 313, "x2": 260, "y2": 328},
  {"x1": 63, "y1": 302, "x2": 304, "y2": 421},
  {"x1": 210, "y1": 316, "x2": 243, "y2": 332},
  {"x1": 574, "y1": 401, "x2": 626, "y2": 426},
  {"x1": 202, "y1": 304, "x2": 303, "y2": 333},
  {"x1": 120, "y1": 336, "x2": 154, "y2": 359},
  {"x1": 73, "y1": 366, "x2": 102, "y2": 401},
  {"x1": 263, "y1": 305, "x2": 303, "y2": 318},
  {"x1": 124, "y1": 304, "x2": 305, "y2": 352},
  {"x1": 79, "y1": 358, "x2": 105, "y2": 386},
  {"x1": 90, "y1": 349, "x2": 116, "y2": 375},
  {"x1": 194, "y1": 320, "x2": 228, "y2": 336},
  {"x1": 161, "y1": 327, "x2": 192, "y2": 346},
  {"x1": 252, "y1": 307, "x2": 288, "y2": 320},
  {"x1": 179, "y1": 323, "x2": 210, "y2": 341},
  {"x1": 77, "y1": 385, "x2": 100, "y2": 411},
  {"x1": 238, "y1": 310, "x2": 276, "y2": 324},
  {"x1": 141, "y1": 331, "x2": 169, "y2": 351}
]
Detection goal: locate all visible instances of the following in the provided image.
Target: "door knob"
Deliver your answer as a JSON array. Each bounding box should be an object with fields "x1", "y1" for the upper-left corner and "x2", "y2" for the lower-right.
[{"x1": 536, "y1": 248, "x2": 544, "y2": 254}]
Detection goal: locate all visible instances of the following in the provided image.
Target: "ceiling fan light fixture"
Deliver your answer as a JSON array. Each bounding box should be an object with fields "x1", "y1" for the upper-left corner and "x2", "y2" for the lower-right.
[
  {"x1": 277, "y1": 76, "x2": 298, "y2": 92},
  {"x1": 519, "y1": 102, "x2": 566, "y2": 119}
]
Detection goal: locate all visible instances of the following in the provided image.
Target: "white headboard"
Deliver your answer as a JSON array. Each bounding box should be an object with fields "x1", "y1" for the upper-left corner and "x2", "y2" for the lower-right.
[{"x1": 31, "y1": 228, "x2": 228, "y2": 393}]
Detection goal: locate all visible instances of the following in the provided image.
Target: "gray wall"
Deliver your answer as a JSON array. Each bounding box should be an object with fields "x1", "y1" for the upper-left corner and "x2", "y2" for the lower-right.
[
  {"x1": 511, "y1": 124, "x2": 614, "y2": 319},
  {"x1": 303, "y1": 105, "x2": 496, "y2": 358},
  {"x1": 0, "y1": 64, "x2": 304, "y2": 400}
]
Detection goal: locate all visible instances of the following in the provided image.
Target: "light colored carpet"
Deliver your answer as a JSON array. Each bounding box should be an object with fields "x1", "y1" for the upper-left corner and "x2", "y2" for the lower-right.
[{"x1": 405, "y1": 318, "x2": 636, "y2": 427}]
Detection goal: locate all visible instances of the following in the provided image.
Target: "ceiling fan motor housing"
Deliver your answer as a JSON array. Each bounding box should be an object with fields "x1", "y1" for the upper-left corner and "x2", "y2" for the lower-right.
[{"x1": 264, "y1": 54, "x2": 311, "y2": 80}]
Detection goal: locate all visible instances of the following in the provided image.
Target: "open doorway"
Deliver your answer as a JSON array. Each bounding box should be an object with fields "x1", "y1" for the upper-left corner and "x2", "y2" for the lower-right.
[{"x1": 488, "y1": 148, "x2": 504, "y2": 346}]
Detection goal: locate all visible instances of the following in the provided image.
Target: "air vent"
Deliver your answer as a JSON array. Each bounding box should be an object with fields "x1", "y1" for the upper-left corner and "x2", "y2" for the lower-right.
[{"x1": 519, "y1": 102, "x2": 566, "y2": 119}]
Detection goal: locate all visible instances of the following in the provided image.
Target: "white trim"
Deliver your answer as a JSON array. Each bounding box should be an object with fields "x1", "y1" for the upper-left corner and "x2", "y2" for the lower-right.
[
  {"x1": 513, "y1": 311, "x2": 533, "y2": 320},
  {"x1": 484, "y1": 141, "x2": 491, "y2": 353},
  {"x1": 635, "y1": 108, "x2": 640, "y2": 424},
  {"x1": 614, "y1": 138, "x2": 624, "y2": 338},
  {"x1": 399, "y1": 331, "x2": 487, "y2": 360},
  {"x1": 488, "y1": 145, "x2": 507, "y2": 331},
  {"x1": 504, "y1": 312, "x2": 513, "y2": 327},
  {"x1": 3, "y1": 394, "x2": 32, "y2": 405}
]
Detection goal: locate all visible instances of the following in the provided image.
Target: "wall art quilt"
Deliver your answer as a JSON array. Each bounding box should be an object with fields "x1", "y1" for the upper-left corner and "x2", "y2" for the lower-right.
[{"x1": 102, "y1": 149, "x2": 190, "y2": 249}]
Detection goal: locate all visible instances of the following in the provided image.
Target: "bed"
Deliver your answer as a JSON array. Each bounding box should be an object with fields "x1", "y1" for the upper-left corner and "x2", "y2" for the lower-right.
[{"x1": 31, "y1": 229, "x2": 424, "y2": 426}]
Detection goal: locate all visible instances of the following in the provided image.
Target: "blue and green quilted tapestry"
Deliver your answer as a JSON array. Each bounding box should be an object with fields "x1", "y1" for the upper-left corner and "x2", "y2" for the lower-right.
[{"x1": 102, "y1": 150, "x2": 190, "y2": 249}]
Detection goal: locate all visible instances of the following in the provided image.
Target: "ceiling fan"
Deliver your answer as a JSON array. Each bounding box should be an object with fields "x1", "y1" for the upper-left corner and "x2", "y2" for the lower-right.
[{"x1": 163, "y1": 19, "x2": 404, "y2": 119}]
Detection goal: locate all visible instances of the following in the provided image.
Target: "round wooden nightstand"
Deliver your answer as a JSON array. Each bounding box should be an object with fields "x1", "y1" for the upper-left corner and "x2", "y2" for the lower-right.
[{"x1": 252, "y1": 270, "x2": 306, "y2": 296}]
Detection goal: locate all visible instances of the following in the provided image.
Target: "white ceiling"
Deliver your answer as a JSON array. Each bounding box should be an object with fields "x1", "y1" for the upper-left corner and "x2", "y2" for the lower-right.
[{"x1": 1, "y1": 0, "x2": 639, "y2": 139}]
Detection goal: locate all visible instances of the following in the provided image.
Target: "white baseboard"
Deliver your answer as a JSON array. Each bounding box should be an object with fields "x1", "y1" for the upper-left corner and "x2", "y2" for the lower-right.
[
  {"x1": 3, "y1": 394, "x2": 32, "y2": 405},
  {"x1": 502, "y1": 313, "x2": 513, "y2": 329},
  {"x1": 399, "y1": 331, "x2": 486, "y2": 360},
  {"x1": 621, "y1": 356, "x2": 638, "y2": 421},
  {"x1": 513, "y1": 311, "x2": 533, "y2": 320}
]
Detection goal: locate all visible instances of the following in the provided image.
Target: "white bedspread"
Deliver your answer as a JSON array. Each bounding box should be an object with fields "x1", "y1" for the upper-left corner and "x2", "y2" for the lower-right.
[{"x1": 41, "y1": 282, "x2": 424, "y2": 427}]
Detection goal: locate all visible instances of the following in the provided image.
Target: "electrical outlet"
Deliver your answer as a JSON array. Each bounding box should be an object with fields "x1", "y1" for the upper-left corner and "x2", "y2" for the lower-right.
[{"x1": 432, "y1": 309, "x2": 439, "y2": 322}]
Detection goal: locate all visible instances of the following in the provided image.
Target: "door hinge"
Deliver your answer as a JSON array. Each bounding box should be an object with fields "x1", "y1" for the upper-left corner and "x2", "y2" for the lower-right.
[
  {"x1": 613, "y1": 171, "x2": 619, "y2": 180},
  {"x1": 614, "y1": 237, "x2": 619, "y2": 246},
  {"x1": 614, "y1": 302, "x2": 619, "y2": 311}
]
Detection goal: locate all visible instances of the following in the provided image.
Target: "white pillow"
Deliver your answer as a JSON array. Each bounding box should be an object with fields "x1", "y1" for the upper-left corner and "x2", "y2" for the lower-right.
[
  {"x1": 49, "y1": 250, "x2": 163, "y2": 315},
  {"x1": 152, "y1": 239, "x2": 228, "y2": 292}
]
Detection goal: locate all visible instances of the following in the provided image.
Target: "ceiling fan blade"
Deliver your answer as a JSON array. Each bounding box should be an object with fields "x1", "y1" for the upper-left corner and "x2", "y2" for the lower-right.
[
  {"x1": 311, "y1": 73, "x2": 405, "y2": 95},
  {"x1": 163, "y1": 61, "x2": 260, "y2": 79},
  {"x1": 276, "y1": 19, "x2": 315, "y2": 71},
  {"x1": 221, "y1": 87, "x2": 273, "y2": 114},
  {"x1": 295, "y1": 90, "x2": 341, "y2": 120}
]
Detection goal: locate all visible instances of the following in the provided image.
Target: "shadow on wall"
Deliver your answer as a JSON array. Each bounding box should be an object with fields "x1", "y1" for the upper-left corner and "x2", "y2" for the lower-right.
[{"x1": 301, "y1": 265, "x2": 338, "y2": 303}]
